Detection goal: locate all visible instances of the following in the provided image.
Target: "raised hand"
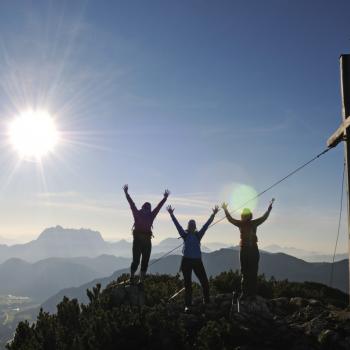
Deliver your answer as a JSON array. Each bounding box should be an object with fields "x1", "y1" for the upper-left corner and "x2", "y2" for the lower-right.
[
  {"x1": 167, "y1": 205, "x2": 174, "y2": 214},
  {"x1": 164, "y1": 189, "x2": 170, "y2": 198},
  {"x1": 123, "y1": 184, "x2": 129, "y2": 194},
  {"x1": 221, "y1": 202, "x2": 228, "y2": 210},
  {"x1": 212, "y1": 205, "x2": 220, "y2": 215},
  {"x1": 268, "y1": 198, "x2": 275, "y2": 211}
]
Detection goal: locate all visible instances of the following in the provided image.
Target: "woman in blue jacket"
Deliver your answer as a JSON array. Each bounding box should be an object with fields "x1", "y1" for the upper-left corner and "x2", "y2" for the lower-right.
[{"x1": 167, "y1": 205, "x2": 219, "y2": 311}]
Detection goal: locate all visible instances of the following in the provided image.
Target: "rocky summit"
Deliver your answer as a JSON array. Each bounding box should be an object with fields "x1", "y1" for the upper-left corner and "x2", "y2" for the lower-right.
[
  {"x1": 7, "y1": 273, "x2": 350, "y2": 350},
  {"x1": 102, "y1": 278, "x2": 350, "y2": 350}
]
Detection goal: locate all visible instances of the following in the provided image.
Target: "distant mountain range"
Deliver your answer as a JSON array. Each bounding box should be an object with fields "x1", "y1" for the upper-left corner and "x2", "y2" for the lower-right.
[
  {"x1": 0, "y1": 226, "x2": 226, "y2": 263},
  {"x1": 1, "y1": 226, "x2": 347, "y2": 307},
  {"x1": 0, "y1": 255, "x2": 131, "y2": 302},
  {"x1": 0, "y1": 226, "x2": 128, "y2": 262},
  {"x1": 42, "y1": 248, "x2": 348, "y2": 314},
  {"x1": 262, "y1": 244, "x2": 347, "y2": 262},
  {"x1": 3, "y1": 226, "x2": 339, "y2": 264}
]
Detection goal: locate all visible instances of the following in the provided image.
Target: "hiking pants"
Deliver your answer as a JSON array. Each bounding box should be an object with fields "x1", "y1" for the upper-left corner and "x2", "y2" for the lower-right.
[
  {"x1": 240, "y1": 245, "x2": 260, "y2": 298},
  {"x1": 131, "y1": 233, "x2": 152, "y2": 273},
  {"x1": 181, "y1": 257, "x2": 210, "y2": 307}
]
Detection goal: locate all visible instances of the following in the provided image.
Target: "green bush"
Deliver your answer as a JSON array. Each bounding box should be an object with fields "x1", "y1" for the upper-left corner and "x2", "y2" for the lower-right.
[{"x1": 7, "y1": 273, "x2": 348, "y2": 350}]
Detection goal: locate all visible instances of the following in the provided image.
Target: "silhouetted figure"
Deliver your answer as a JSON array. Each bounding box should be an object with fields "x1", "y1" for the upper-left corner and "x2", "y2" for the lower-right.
[
  {"x1": 222, "y1": 201, "x2": 273, "y2": 300},
  {"x1": 124, "y1": 185, "x2": 170, "y2": 283},
  {"x1": 167, "y1": 204, "x2": 219, "y2": 312}
]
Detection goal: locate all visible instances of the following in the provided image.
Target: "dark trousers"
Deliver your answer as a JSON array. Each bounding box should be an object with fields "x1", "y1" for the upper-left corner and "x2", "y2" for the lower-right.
[
  {"x1": 131, "y1": 233, "x2": 152, "y2": 273},
  {"x1": 240, "y1": 245, "x2": 260, "y2": 298},
  {"x1": 181, "y1": 257, "x2": 210, "y2": 307}
]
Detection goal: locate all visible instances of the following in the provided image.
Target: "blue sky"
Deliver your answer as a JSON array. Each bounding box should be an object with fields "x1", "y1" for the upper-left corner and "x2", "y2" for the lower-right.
[{"x1": 0, "y1": 0, "x2": 349, "y2": 253}]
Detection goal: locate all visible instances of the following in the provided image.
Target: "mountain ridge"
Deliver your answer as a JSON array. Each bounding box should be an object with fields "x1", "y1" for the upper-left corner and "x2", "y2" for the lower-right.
[
  {"x1": 41, "y1": 248, "x2": 348, "y2": 314},
  {"x1": 2, "y1": 226, "x2": 345, "y2": 263},
  {"x1": 0, "y1": 226, "x2": 226, "y2": 263},
  {"x1": 0, "y1": 255, "x2": 131, "y2": 302}
]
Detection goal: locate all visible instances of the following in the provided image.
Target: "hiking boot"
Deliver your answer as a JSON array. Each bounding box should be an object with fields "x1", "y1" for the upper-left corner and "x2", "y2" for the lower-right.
[
  {"x1": 137, "y1": 281, "x2": 144, "y2": 290},
  {"x1": 184, "y1": 306, "x2": 191, "y2": 314}
]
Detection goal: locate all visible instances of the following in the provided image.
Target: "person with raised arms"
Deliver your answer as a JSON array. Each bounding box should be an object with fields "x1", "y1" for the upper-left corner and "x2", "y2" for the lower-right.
[
  {"x1": 167, "y1": 204, "x2": 219, "y2": 312},
  {"x1": 124, "y1": 184, "x2": 170, "y2": 283},
  {"x1": 222, "y1": 200, "x2": 274, "y2": 300}
]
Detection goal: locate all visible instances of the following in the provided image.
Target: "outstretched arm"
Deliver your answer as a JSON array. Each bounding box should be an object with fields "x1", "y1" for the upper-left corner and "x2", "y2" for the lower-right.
[
  {"x1": 167, "y1": 205, "x2": 186, "y2": 238},
  {"x1": 152, "y1": 189, "x2": 170, "y2": 218},
  {"x1": 222, "y1": 203, "x2": 241, "y2": 226},
  {"x1": 198, "y1": 206, "x2": 220, "y2": 239},
  {"x1": 253, "y1": 201, "x2": 273, "y2": 226},
  {"x1": 123, "y1": 184, "x2": 137, "y2": 214}
]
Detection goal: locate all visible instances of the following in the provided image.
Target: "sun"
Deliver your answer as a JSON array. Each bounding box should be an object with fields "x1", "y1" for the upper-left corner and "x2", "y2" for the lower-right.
[{"x1": 8, "y1": 110, "x2": 59, "y2": 160}]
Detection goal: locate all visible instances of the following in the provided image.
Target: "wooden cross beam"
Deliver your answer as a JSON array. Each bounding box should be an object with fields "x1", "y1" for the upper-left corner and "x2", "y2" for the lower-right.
[
  {"x1": 327, "y1": 54, "x2": 350, "y2": 301},
  {"x1": 327, "y1": 117, "x2": 350, "y2": 148}
]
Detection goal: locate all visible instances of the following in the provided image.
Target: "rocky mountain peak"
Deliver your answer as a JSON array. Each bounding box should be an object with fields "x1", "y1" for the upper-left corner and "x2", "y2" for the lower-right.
[{"x1": 37, "y1": 226, "x2": 105, "y2": 243}]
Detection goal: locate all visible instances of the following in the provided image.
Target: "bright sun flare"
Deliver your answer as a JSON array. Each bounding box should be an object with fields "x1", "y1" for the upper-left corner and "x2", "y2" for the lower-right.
[{"x1": 8, "y1": 110, "x2": 59, "y2": 160}]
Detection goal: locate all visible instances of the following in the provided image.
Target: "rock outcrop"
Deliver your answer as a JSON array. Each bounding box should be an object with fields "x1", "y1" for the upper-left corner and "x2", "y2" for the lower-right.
[
  {"x1": 6, "y1": 274, "x2": 350, "y2": 350},
  {"x1": 103, "y1": 281, "x2": 350, "y2": 350}
]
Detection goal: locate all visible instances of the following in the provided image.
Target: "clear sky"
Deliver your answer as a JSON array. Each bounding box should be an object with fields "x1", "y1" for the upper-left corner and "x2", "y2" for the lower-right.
[{"x1": 0, "y1": 0, "x2": 349, "y2": 253}]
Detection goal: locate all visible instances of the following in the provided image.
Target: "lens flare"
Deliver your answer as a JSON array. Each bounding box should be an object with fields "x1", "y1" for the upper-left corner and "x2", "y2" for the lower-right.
[{"x1": 228, "y1": 184, "x2": 259, "y2": 213}]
